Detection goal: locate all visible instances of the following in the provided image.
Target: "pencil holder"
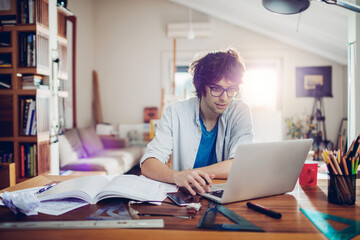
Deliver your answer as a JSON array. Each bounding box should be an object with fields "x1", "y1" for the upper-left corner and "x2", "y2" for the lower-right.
[{"x1": 328, "y1": 173, "x2": 356, "y2": 205}]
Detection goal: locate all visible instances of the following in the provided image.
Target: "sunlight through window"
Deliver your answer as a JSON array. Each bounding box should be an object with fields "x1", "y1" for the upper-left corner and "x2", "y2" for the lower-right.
[
  {"x1": 242, "y1": 65, "x2": 279, "y2": 110},
  {"x1": 175, "y1": 66, "x2": 195, "y2": 99}
]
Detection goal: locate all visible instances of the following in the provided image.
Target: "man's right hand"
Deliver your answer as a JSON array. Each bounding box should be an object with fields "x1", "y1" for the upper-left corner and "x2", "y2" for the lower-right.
[{"x1": 172, "y1": 169, "x2": 215, "y2": 195}]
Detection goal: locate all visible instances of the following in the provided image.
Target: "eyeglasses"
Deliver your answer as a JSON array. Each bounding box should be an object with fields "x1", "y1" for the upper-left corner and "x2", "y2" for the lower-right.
[{"x1": 208, "y1": 85, "x2": 239, "y2": 98}]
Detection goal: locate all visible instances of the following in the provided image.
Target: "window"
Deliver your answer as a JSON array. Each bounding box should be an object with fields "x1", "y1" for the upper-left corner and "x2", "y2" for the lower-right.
[
  {"x1": 241, "y1": 63, "x2": 280, "y2": 110},
  {"x1": 174, "y1": 66, "x2": 195, "y2": 99}
]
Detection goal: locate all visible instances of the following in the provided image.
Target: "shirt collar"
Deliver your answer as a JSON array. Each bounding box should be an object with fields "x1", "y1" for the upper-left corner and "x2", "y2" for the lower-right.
[
  {"x1": 195, "y1": 97, "x2": 201, "y2": 127},
  {"x1": 194, "y1": 97, "x2": 233, "y2": 126}
]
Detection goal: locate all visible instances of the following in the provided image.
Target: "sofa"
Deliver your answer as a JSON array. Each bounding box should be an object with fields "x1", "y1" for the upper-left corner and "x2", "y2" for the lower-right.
[{"x1": 59, "y1": 126, "x2": 144, "y2": 175}]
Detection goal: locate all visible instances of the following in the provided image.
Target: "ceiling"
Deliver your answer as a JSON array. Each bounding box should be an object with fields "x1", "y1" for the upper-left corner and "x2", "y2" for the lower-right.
[{"x1": 169, "y1": 0, "x2": 353, "y2": 65}]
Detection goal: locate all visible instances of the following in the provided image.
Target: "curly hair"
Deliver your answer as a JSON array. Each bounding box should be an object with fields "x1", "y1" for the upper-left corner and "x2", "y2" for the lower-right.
[{"x1": 189, "y1": 48, "x2": 245, "y2": 98}]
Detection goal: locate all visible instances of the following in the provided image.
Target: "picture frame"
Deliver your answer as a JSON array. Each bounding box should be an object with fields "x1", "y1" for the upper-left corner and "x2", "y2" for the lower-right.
[
  {"x1": 296, "y1": 66, "x2": 333, "y2": 98},
  {"x1": 144, "y1": 107, "x2": 158, "y2": 123}
]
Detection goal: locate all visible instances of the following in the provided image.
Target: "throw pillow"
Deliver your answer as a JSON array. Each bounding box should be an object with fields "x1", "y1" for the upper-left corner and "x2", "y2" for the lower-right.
[
  {"x1": 78, "y1": 126, "x2": 104, "y2": 156},
  {"x1": 64, "y1": 129, "x2": 88, "y2": 158},
  {"x1": 58, "y1": 134, "x2": 80, "y2": 167}
]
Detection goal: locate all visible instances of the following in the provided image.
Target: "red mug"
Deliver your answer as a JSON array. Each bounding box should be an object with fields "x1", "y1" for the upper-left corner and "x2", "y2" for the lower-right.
[{"x1": 299, "y1": 161, "x2": 318, "y2": 186}]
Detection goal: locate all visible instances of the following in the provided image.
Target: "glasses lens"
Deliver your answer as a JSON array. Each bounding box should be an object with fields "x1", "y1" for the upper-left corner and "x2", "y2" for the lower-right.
[
  {"x1": 227, "y1": 88, "x2": 239, "y2": 97},
  {"x1": 210, "y1": 87, "x2": 224, "y2": 97}
]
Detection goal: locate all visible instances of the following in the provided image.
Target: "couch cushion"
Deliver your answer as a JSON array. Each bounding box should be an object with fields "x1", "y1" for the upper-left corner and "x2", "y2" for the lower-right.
[
  {"x1": 92, "y1": 147, "x2": 143, "y2": 174},
  {"x1": 58, "y1": 134, "x2": 80, "y2": 168},
  {"x1": 78, "y1": 126, "x2": 104, "y2": 155},
  {"x1": 61, "y1": 157, "x2": 121, "y2": 175},
  {"x1": 64, "y1": 129, "x2": 88, "y2": 158}
]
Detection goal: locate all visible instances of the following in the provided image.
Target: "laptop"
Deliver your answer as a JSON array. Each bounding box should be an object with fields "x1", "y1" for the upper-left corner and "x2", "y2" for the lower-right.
[{"x1": 199, "y1": 139, "x2": 313, "y2": 204}]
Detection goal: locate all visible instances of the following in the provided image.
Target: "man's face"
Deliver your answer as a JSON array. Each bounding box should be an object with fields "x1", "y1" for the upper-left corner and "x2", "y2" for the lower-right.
[{"x1": 200, "y1": 78, "x2": 239, "y2": 117}]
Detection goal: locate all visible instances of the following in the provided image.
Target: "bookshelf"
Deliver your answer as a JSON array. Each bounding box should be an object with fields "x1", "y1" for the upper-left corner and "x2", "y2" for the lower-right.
[{"x1": 0, "y1": 0, "x2": 73, "y2": 182}]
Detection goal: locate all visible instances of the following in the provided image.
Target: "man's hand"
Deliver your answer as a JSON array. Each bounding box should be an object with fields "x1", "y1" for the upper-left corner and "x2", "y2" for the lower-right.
[{"x1": 172, "y1": 169, "x2": 215, "y2": 195}]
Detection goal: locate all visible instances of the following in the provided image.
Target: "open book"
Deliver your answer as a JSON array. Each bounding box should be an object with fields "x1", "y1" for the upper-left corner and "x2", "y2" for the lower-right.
[{"x1": 37, "y1": 175, "x2": 178, "y2": 204}]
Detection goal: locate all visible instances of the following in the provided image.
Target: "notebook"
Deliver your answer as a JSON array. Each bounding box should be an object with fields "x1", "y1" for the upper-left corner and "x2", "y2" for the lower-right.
[{"x1": 199, "y1": 139, "x2": 313, "y2": 204}]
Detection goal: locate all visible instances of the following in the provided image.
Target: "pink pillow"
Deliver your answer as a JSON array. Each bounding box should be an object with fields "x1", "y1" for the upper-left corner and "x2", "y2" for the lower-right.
[
  {"x1": 64, "y1": 129, "x2": 87, "y2": 158},
  {"x1": 78, "y1": 126, "x2": 104, "y2": 155}
]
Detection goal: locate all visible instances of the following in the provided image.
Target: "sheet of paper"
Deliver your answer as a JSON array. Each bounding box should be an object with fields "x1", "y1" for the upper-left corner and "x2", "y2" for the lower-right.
[
  {"x1": 36, "y1": 198, "x2": 89, "y2": 216},
  {"x1": 0, "y1": 186, "x2": 43, "y2": 206}
]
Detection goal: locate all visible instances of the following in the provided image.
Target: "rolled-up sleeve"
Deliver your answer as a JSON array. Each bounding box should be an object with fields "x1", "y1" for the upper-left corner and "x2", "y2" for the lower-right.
[
  {"x1": 140, "y1": 106, "x2": 174, "y2": 166},
  {"x1": 227, "y1": 102, "x2": 254, "y2": 159}
]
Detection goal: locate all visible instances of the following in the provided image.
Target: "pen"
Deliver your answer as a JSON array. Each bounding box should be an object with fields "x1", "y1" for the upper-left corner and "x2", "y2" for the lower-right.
[
  {"x1": 247, "y1": 202, "x2": 282, "y2": 219},
  {"x1": 36, "y1": 183, "x2": 56, "y2": 194}
]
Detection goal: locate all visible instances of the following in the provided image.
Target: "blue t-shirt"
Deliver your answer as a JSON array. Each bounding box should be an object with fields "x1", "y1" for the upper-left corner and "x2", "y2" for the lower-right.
[{"x1": 193, "y1": 117, "x2": 218, "y2": 168}]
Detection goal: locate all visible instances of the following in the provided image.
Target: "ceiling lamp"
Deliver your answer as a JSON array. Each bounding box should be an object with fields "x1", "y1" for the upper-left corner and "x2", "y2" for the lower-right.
[
  {"x1": 262, "y1": 0, "x2": 310, "y2": 14},
  {"x1": 187, "y1": 8, "x2": 195, "y2": 40},
  {"x1": 262, "y1": 0, "x2": 360, "y2": 14}
]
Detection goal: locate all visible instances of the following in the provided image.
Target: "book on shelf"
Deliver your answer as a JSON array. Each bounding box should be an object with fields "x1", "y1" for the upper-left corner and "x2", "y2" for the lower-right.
[
  {"x1": 28, "y1": 0, "x2": 34, "y2": 24},
  {"x1": 0, "y1": 59, "x2": 11, "y2": 68},
  {"x1": 0, "y1": 151, "x2": 13, "y2": 163},
  {"x1": 0, "y1": 15, "x2": 16, "y2": 26},
  {"x1": 22, "y1": 99, "x2": 30, "y2": 135},
  {"x1": 37, "y1": 175, "x2": 178, "y2": 204},
  {"x1": 19, "y1": 33, "x2": 26, "y2": 66},
  {"x1": 0, "y1": 52, "x2": 11, "y2": 68},
  {"x1": 21, "y1": 98, "x2": 36, "y2": 136},
  {"x1": 19, "y1": 143, "x2": 37, "y2": 177},
  {"x1": 20, "y1": 99, "x2": 25, "y2": 135},
  {"x1": 22, "y1": 85, "x2": 49, "y2": 90},
  {"x1": 19, "y1": 32, "x2": 36, "y2": 67},
  {"x1": 22, "y1": 75, "x2": 42, "y2": 83},
  {"x1": 29, "y1": 144, "x2": 34, "y2": 176},
  {"x1": 31, "y1": 115, "x2": 37, "y2": 135},
  {"x1": 28, "y1": 105, "x2": 35, "y2": 135},
  {"x1": 20, "y1": 145, "x2": 25, "y2": 177},
  {"x1": 33, "y1": 143, "x2": 37, "y2": 176},
  {"x1": 0, "y1": 81, "x2": 11, "y2": 88},
  {"x1": 25, "y1": 100, "x2": 36, "y2": 135},
  {"x1": 22, "y1": 75, "x2": 49, "y2": 89},
  {"x1": 0, "y1": 19, "x2": 16, "y2": 26},
  {"x1": 27, "y1": 34, "x2": 35, "y2": 66},
  {"x1": 19, "y1": 0, "x2": 35, "y2": 24},
  {"x1": 0, "y1": 42, "x2": 11, "y2": 47}
]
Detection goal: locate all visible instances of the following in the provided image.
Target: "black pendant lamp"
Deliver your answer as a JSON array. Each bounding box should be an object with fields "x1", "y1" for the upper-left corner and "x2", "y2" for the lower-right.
[{"x1": 262, "y1": 0, "x2": 310, "y2": 14}]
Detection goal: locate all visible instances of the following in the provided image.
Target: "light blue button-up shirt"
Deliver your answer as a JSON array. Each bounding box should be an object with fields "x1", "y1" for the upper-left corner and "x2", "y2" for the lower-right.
[{"x1": 140, "y1": 97, "x2": 254, "y2": 171}]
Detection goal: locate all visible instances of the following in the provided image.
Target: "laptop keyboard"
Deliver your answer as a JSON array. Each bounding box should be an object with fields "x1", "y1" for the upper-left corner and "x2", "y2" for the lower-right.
[{"x1": 209, "y1": 190, "x2": 224, "y2": 198}]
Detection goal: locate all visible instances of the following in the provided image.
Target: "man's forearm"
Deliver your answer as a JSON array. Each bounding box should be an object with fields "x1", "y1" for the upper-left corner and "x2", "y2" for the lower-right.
[
  {"x1": 141, "y1": 158, "x2": 177, "y2": 184},
  {"x1": 142, "y1": 158, "x2": 233, "y2": 182},
  {"x1": 199, "y1": 159, "x2": 233, "y2": 179}
]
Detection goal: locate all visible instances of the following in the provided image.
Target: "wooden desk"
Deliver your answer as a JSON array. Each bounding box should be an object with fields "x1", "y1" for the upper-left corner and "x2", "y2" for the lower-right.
[{"x1": 0, "y1": 175, "x2": 360, "y2": 240}]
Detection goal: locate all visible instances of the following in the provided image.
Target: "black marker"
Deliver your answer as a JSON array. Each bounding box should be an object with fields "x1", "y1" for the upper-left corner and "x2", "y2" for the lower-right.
[{"x1": 247, "y1": 202, "x2": 282, "y2": 219}]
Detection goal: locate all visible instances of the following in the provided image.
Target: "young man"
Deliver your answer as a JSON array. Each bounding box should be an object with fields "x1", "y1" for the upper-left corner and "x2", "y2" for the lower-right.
[{"x1": 141, "y1": 49, "x2": 254, "y2": 195}]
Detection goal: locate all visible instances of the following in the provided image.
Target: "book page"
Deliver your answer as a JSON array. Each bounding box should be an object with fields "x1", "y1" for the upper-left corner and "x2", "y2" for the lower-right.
[
  {"x1": 97, "y1": 175, "x2": 166, "y2": 202},
  {"x1": 37, "y1": 176, "x2": 110, "y2": 204}
]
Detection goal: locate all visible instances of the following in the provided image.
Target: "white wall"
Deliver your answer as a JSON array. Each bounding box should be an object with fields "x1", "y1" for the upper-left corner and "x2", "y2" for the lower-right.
[
  {"x1": 68, "y1": 0, "x2": 95, "y2": 127},
  {"x1": 68, "y1": 0, "x2": 347, "y2": 144}
]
